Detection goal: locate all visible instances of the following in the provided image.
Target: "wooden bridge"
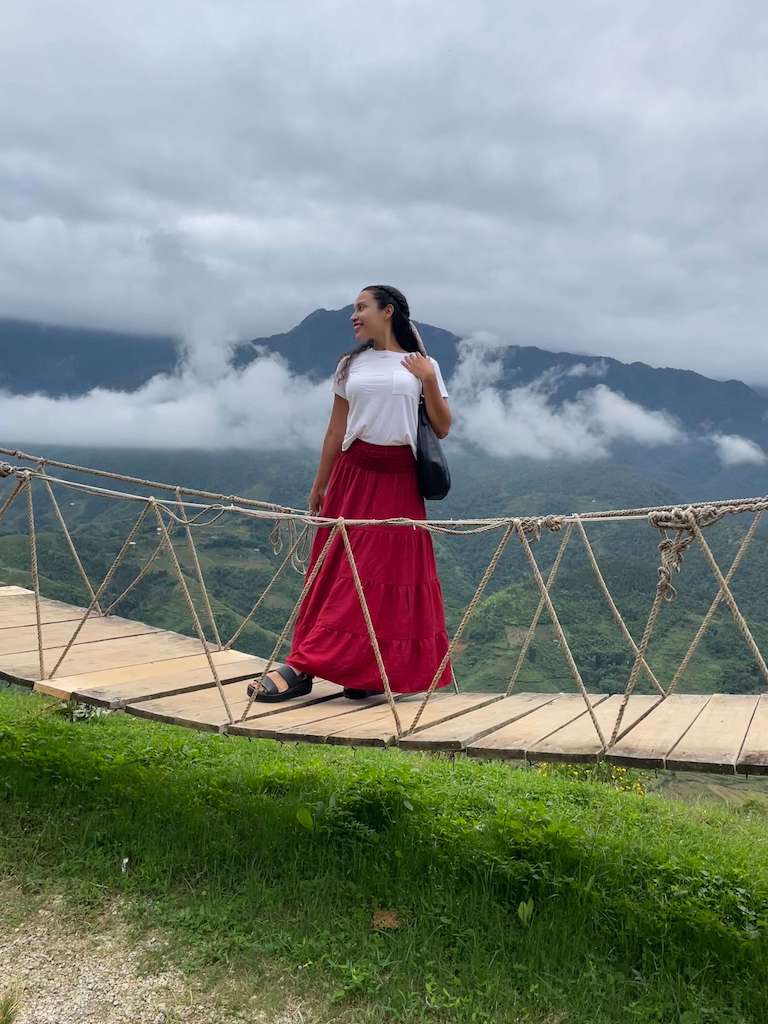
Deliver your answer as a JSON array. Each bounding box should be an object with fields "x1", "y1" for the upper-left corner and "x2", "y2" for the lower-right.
[
  {"x1": 3, "y1": 449, "x2": 768, "y2": 776},
  {"x1": 3, "y1": 584, "x2": 766, "y2": 774}
]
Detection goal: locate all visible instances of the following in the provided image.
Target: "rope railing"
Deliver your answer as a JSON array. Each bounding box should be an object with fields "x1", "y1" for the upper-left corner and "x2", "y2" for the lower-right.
[{"x1": 1, "y1": 453, "x2": 767, "y2": 753}]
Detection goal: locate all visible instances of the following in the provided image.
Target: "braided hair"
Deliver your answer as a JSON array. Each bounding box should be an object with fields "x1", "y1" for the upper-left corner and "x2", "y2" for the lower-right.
[{"x1": 335, "y1": 285, "x2": 423, "y2": 387}]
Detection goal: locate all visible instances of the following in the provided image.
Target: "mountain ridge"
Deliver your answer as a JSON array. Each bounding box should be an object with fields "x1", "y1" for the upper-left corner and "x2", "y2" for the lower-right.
[{"x1": 2, "y1": 308, "x2": 767, "y2": 448}]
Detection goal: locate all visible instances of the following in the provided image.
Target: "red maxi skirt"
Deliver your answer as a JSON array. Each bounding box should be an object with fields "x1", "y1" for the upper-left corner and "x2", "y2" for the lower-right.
[{"x1": 287, "y1": 440, "x2": 452, "y2": 693}]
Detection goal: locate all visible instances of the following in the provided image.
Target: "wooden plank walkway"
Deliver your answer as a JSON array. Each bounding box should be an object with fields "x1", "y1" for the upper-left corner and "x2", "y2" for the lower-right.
[{"x1": 1, "y1": 586, "x2": 767, "y2": 773}]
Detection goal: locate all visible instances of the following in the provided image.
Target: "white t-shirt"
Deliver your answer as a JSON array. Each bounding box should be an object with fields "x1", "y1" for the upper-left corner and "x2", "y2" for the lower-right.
[{"x1": 333, "y1": 348, "x2": 449, "y2": 455}]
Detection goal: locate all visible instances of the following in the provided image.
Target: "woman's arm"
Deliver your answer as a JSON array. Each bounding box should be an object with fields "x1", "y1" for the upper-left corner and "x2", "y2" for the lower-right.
[
  {"x1": 402, "y1": 354, "x2": 452, "y2": 438},
  {"x1": 309, "y1": 394, "x2": 349, "y2": 514}
]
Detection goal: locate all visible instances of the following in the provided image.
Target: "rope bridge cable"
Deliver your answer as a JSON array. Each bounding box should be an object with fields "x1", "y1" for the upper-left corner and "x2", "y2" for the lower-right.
[
  {"x1": 0, "y1": 447, "x2": 306, "y2": 516},
  {"x1": 5, "y1": 453, "x2": 768, "y2": 528},
  {"x1": 2, "y1": 454, "x2": 768, "y2": 753}
]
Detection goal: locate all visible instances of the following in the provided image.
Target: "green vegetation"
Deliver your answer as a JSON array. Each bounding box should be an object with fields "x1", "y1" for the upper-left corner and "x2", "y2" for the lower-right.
[
  {"x1": 2, "y1": 686, "x2": 768, "y2": 1023},
  {"x1": 0, "y1": 988, "x2": 20, "y2": 1024}
]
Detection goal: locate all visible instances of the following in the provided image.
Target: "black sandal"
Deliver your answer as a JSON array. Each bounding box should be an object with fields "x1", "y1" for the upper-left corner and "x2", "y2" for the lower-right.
[
  {"x1": 343, "y1": 687, "x2": 381, "y2": 700},
  {"x1": 247, "y1": 665, "x2": 313, "y2": 703}
]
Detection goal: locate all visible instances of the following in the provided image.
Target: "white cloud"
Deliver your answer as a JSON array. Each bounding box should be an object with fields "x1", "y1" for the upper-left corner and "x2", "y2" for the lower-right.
[
  {"x1": 0, "y1": 330, "x2": 683, "y2": 458},
  {"x1": 451, "y1": 334, "x2": 683, "y2": 459},
  {"x1": 710, "y1": 433, "x2": 768, "y2": 467},
  {"x1": 0, "y1": 353, "x2": 331, "y2": 451},
  {"x1": 566, "y1": 360, "x2": 609, "y2": 379}
]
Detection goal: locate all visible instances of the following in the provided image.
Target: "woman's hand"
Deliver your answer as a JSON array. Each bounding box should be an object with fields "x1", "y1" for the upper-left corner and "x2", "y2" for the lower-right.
[
  {"x1": 309, "y1": 482, "x2": 326, "y2": 516},
  {"x1": 401, "y1": 353, "x2": 436, "y2": 382}
]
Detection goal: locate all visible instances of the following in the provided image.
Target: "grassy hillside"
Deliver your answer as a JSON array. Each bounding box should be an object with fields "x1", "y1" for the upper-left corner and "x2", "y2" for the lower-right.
[{"x1": 1, "y1": 687, "x2": 767, "y2": 1023}]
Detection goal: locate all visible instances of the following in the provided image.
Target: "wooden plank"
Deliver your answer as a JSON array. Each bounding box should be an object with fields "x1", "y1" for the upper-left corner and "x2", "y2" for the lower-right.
[
  {"x1": 3, "y1": 631, "x2": 205, "y2": 685},
  {"x1": 467, "y1": 694, "x2": 610, "y2": 761},
  {"x1": 1, "y1": 607, "x2": 88, "y2": 629},
  {"x1": 40, "y1": 649, "x2": 252, "y2": 691},
  {"x1": 229, "y1": 692, "x2": 391, "y2": 740},
  {"x1": 128, "y1": 680, "x2": 344, "y2": 732},
  {"x1": 737, "y1": 694, "x2": 768, "y2": 775},
  {"x1": 665, "y1": 694, "x2": 759, "y2": 774},
  {"x1": 606, "y1": 694, "x2": 710, "y2": 769},
  {"x1": 0, "y1": 594, "x2": 90, "y2": 628},
  {"x1": 73, "y1": 657, "x2": 268, "y2": 708},
  {"x1": 278, "y1": 692, "x2": 498, "y2": 748},
  {"x1": 0, "y1": 586, "x2": 32, "y2": 597},
  {"x1": 398, "y1": 692, "x2": 557, "y2": 751},
  {"x1": 529, "y1": 695, "x2": 660, "y2": 763},
  {"x1": 0, "y1": 616, "x2": 160, "y2": 656}
]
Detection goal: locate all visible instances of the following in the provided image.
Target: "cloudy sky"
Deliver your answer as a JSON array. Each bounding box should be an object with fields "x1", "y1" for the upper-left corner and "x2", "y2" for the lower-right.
[{"x1": 2, "y1": 0, "x2": 768, "y2": 383}]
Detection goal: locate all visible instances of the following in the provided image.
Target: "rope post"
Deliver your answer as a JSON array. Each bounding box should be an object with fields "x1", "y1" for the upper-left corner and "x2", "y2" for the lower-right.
[
  {"x1": 174, "y1": 488, "x2": 222, "y2": 650},
  {"x1": 407, "y1": 522, "x2": 516, "y2": 736},
  {"x1": 24, "y1": 476, "x2": 46, "y2": 681},
  {"x1": 338, "y1": 520, "x2": 402, "y2": 737},
  {"x1": 506, "y1": 523, "x2": 573, "y2": 696},
  {"x1": 151, "y1": 501, "x2": 233, "y2": 724},
  {"x1": 517, "y1": 523, "x2": 608, "y2": 751},
  {"x1": 239, "y1": 522, "x2": 340, "y2": 722},
  {"x1": 47, "y1": 501, "x2": 152, "y2": 679}
]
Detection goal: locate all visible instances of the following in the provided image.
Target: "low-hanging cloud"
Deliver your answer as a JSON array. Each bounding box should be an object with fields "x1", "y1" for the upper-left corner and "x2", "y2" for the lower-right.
[
  {"x1": 0, "y1": 351, "x2": 331, "y2": 451},
  {"x1": 451, "y1": 334, "x2": 684, "y2": 459},
  {"x1": 710, "y1": 433, "x2": 768, "y2": 467},
  {"x1": 0, "y1": 333, "x2": 686, "y2": 459}
]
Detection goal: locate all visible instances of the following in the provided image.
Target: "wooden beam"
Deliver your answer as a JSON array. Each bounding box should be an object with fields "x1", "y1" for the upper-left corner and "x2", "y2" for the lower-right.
[
  {"x1": 664, "y1": 693, "x2": 760, "y2": 774},
  {"x1": 737, "y1": 693, "x2": 768, "y2": 775},
  {"x1": 128, "y1": 680, "x2": 344, "y2": 732},
  {"x1": 281, "y1": 693, "x2": 497, "y2": 748},
  {"x1": 467, "y1": 693, "x2": 610, "y2": 761},
  {"x1": 606, "y1": 694, "x2": 710, "y2": 769},
  {"x1": 0, "y1": 617, "x2": 161, "y2": 656},
  {"x1": 74, "y1": 657, "x2": 268, "y2": 708},
  {"x1": 0, "y1": 593, "x2": 89, "y2": 628},
  {"x1": 9, "y1": 631, "x2": 206, "y2": 685},
  {"x1": 397, "y1": 693, "x2": 556, "y2": 752},
  {"x1": 529, "y1": 695, "x2": 660, "y2": 762},
  {"x1": 229, "y1": 692, "x2": 388, "y2": 740}
]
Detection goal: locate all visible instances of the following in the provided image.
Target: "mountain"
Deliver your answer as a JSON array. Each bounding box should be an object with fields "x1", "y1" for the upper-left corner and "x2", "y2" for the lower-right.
[
  {"x1": 0, "y1": 319, "x2": 178, "y2": 395},
  {"x1": 2, "y1": 307, "x2": 767, "y2": 451},
  {"x1": 232, "y1": 306, "x2": 460, "y2": 379}
]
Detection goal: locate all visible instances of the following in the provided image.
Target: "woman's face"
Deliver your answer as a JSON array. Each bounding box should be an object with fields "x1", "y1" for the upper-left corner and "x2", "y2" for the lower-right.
[{"x1": 351, "y1": 290, "x2": 392, "y2": 344}]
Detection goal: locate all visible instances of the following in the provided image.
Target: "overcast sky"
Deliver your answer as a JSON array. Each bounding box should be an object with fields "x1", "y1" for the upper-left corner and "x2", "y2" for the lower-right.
[{"x1": 2, "y1": 0, "x2": 767, "y2": 383}]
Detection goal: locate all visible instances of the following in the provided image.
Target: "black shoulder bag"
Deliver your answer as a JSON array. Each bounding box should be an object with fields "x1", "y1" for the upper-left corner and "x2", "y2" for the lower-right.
[{"x1": 416, "y1": 392, "x2": 451, "y2": 501}]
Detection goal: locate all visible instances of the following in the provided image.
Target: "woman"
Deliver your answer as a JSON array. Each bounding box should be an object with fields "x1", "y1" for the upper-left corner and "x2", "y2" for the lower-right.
[{"x1": 249, "y1": 284, "x2": 453, "y2": 702}]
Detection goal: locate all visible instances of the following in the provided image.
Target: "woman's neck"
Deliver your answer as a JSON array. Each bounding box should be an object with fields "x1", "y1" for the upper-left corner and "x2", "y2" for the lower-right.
[{"x1": 371, "y1": 332, "x2": 406, "y2": 353}]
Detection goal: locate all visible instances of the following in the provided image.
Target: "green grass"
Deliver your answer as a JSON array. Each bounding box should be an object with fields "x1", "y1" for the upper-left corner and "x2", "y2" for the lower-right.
[
  {"x1": 0, "y1": 989, "x2": 20, "y2": 1024},
  {"x1": 1, "y1": 686, "x2": 768, "y2": 1023}
]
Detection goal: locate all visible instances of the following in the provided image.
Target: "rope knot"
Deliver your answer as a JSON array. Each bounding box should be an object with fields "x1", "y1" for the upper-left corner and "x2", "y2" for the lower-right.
[
  {"x1": 540, "y1": 515, "x2": 564, "y2": 534},
  {"x1": 0, "y1": 463, "x2": 13, "y2": 478},
  {"x1": 518, "y1": 517, "x2": 542, "y2": 541},
  {"x1": 649, "y1": 507, "x2": 698, "y2": 601},
  {"x1": 270, "y1": 517, "x2": 311, "y2": 574}
]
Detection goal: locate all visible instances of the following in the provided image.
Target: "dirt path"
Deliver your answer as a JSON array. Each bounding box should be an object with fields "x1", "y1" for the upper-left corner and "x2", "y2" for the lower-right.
[{"x1": 0, "y1": 893, "x2": 310, "y2": 1024}]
